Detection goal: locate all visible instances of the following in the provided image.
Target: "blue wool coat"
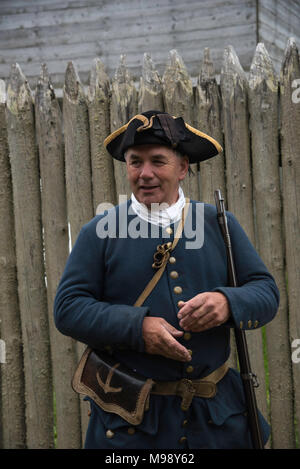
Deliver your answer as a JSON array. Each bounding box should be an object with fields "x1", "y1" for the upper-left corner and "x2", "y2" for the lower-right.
[{"x1": 54, "y1": 200, "x2": 279, "y2": 449}]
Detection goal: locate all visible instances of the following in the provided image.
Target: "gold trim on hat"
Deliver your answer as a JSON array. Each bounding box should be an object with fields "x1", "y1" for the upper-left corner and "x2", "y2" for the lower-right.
[
  {"x1": 103, "y1": 123, "x2": 128, "y2": 147},
  {"x1": 184, "y1": 123, "x2": 223, "y2": 153},
  {"x1": 104, "y1": 114, "x2": 223, "y2": 154},
  {"x1": 103, "y1": 114, "x2": 152, "y2": 147}
]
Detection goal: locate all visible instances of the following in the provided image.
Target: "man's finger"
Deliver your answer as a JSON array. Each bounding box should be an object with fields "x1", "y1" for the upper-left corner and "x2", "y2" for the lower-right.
[
  {"x1": 179, "y1": 302, "x2": 211, "y2": 329},
  {"x1": 163, "y1": 322, "x2": 184, "y2": 337},
  {"x1": 177, "y1": 294, "x2": 206, "y2": 319},
  {"x1": 160, "y1": 327, "x2": 191, "y2": 362},
  {"x1": 190, "y1": 317, "x2": 221, "y2": 332}
]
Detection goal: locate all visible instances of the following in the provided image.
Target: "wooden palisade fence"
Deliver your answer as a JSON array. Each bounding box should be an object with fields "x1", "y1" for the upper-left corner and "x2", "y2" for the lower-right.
[{"x1": 0, "y1": 39, "x2": 299, "y2": 449}]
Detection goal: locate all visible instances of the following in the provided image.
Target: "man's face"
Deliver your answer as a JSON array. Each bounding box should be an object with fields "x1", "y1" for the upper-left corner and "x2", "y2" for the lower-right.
[{"x1": 125, "y1": 144, "x2": 189, "y2": 208}]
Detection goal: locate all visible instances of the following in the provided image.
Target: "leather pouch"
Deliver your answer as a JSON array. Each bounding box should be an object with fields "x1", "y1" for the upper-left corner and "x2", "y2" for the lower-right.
[{"x1": 72, "y1": 347, "x2": 154, "y2": 425}]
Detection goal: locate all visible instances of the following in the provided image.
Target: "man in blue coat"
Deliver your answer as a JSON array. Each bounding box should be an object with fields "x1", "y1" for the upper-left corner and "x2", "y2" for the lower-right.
[{"x1": 54, "y1": 110, "x2": 279, "y2": 449}]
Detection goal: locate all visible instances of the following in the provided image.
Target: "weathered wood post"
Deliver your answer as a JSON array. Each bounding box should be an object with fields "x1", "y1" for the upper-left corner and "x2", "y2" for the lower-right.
[
  {"x1": 220, "y1": 46, "x2": 268, "y2": 420},
  {"x1": 110, "y1": 55, "x2": 137, "y2": 199},
  {"x1": 0, "y1": 79, "x2": 25, "y2": 448},
  {"x1": 6, "y1": 64, "x2": 53, "y2": 448},
  {"x1": 63, "y1": 61, "x2": 94, "y2": 444},
  {"x1": 35, "y1": 64, "x2": 82, "y2": 449},
  {"x1": 249, "y1": 43, "x2": 294, "y2": 448},
  {"x1": 138, "y1": 53, "x2": 164, "y2": 113},
  {"x1": 63, "y1": 61, "x2": 94, "y2": 242},
  {"x1": 88, "y1": 58, "x2": 116, "y2": 213},
  {"x1": 194, "y1": 48, "x2": 226, "y2": 205},
  {"x1": 195, "y1": 49, "x2": 236, "y2": 370},
  {"x1": 280, "y1": 37, "x2": 300, "y2": 441},
  {"x1": 162, "y1": 50, "x2": 199, "y2": 201}
]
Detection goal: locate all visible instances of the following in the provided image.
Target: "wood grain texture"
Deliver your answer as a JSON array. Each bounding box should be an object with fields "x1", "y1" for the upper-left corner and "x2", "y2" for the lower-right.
[
  {"x1": 280, "y1": 38, "x2": 300, "y2": 442},
  {"x1": 35, "y1": 64, "x2": 81, "y2": 449},
  {"x1": 163, "y1": 49, "x2": 199, "y2": 200},
  {"x1": 0, "y1": 0, "x2": 259, "y2": 92},
  {"x1": 88, "y1": 58, "x2": 116, "y2": 212},
  {"x1": 0, "y1": 79, "x2": 25, "y2": 449},
  {"x1": 249, "y1": 43, "x2": 294, "y2": 448},
  {"x1": 220, "y1": 45, "x2": 268, "y2": 423},
  {"x1": 6, "y1": 63, "x2": 53, "y2": 448}
]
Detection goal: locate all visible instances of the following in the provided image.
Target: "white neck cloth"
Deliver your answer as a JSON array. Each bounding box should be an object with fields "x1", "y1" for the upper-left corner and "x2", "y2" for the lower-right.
[{"x1": 130, "y1": 186, "x2": 186, "y2": 227}]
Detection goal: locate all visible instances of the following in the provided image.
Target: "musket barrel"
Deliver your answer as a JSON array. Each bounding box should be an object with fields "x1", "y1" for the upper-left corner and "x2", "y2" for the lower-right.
[{"x1": 214, "y1": 189, "x2": 264, "y2": 449}]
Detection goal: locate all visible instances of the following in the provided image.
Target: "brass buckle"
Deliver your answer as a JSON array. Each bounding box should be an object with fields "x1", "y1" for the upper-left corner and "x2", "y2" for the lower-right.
[{"x1": 179, "y1": 379, "x2": 196, "y2": 411}]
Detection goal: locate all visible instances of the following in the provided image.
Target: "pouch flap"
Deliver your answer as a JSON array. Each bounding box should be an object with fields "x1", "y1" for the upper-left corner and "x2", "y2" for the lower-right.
[{"x1": 72, "y1": 347, "x2": 154, "y2": 425}]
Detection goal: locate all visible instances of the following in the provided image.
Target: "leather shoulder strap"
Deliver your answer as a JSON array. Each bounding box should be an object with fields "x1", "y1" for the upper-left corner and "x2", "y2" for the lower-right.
[{"x1": 134, "y1": 198, "x2": 190, "y2": 307}]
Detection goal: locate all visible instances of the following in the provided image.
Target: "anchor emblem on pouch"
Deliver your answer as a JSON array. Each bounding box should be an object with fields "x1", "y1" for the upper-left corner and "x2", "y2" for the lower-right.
[{"x1": 96, "y1": 363, "x2": 123, "y2": 394}]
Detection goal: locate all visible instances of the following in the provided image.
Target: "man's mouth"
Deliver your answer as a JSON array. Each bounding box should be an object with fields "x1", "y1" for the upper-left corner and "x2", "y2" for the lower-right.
[{"x1": 139, "y1": 185, "x2": 160, "y2": 191}]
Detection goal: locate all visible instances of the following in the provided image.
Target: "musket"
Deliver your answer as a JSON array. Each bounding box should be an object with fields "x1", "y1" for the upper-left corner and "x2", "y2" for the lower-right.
[{"x1": 214, "y1": 189, "x2": 264, "y2": 449}]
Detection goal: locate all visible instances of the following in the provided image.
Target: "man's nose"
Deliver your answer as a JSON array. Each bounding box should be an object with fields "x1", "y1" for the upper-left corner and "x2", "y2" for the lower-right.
[{"x1": 139, "y1": 162, "x2": 154, "y2": 179}]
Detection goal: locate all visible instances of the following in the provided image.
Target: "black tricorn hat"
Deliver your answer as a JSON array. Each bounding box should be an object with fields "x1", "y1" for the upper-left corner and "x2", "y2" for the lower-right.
[{"x1": 104, "y1": 110, "x2": 222, "y2": 163}]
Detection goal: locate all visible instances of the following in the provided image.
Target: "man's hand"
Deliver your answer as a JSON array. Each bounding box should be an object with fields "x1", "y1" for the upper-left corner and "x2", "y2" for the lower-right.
[
  {"x1": 142, "y1": 317, "x2": 192, "y2": 362},
  {"x1": 177, "y1": 292, "x2": 230, "y2": 332}
]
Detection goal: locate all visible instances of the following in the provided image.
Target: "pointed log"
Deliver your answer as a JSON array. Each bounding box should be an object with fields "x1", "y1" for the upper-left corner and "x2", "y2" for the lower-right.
[
  {"x1": 110, "y1": 55, "x2": 137, "y2": 199},
  {"x1": 194, "y1": 49, "x2": 235, "y2": 368},
  {"x1": 280, "y1": 37, "x2": 300, "y2": 441},
  {"x1": 6, "y1": 64, "x2": 53, "y2": 448},
  {"x1": 35, "y1": 64, "x2": 81, "y2": 449},
  {"x1": 138, "y1": 53, "x2": 164, "y2": 112},
  {"x1": 88, "y1": 58, "x2": 116, "y2": 212},
  {"x1": 63, "y1": 61, "x2": 94, "y2": 243},
  {"x1": 249, "y1": 43, "x2": 294, "y2": 448},
  {"x1": 0, "y1": 79, "x2": 25, "y2": 448},
  {"x1": 220, "y1": 46, "x2": 268, "y2": 422},
  {"x1": 195, "y1": 48, "x2": 225, "y2": 205},
  {"x1": 162, "y1": 49, "x2": 199, "y2": 200},
  {"x1": 220, "y1": 46, "x2": 255, "y2": 241},
  {"x1": 63, "y1": 61, "x2": 93, "y2": 443}
]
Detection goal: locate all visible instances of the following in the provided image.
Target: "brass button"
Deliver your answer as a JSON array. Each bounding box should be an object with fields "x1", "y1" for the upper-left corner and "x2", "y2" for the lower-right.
[
  {"x1": 106, "y1": 429, "x2": 114, "y2": 439},
  {"x1": 254, "y1": 320, "x2": 259, "y2": 328},
  {"x1": 239, "y1": 321, "x2": 243, "y2": 329},
  {"x1": 187, "y1": 349, "x2": 193, "y2": 356},
  {"x1": 179, "y1": 436, "x2": 187, "y2": 444},
  {"x1": 186, "y1": 365, "x2": 194, "y2": 373},
  {"x1": 127, "y1": 427, "x2": 135, "y2": 435},
  {"x1": 182, "y1": 419, "x2": 188, "y2": 427},
  {"x1": 248, "y1": 320, "x2": 252, "y2": 328},
  {"x1": 166, "y1": 227, "x2": 173, "y2": 235},
  {"x1": 169, "y1": 256, "x2": 176, "y2": 264},
  {"x1": 174, "y1": 286, "x2": 182, "y2": 294},
  {"x1": 178, "y1": 300, "x2": 185, "y2": 307},
  {"x1": 170, "y1": 270, "x2": 179, "y2": 279},
  {"x1": 183, "y1": 332, "x2": 191, "y2": 341}
]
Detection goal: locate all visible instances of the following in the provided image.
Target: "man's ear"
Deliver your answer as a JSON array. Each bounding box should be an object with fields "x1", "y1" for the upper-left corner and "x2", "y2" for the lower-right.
[{"x1": 179, "y1": 155, "x2": 189, "y2": 180}]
